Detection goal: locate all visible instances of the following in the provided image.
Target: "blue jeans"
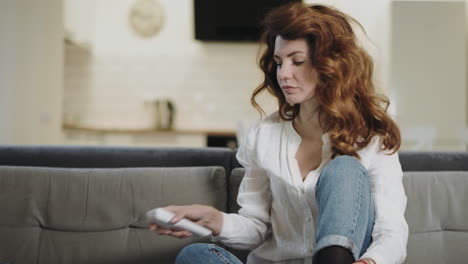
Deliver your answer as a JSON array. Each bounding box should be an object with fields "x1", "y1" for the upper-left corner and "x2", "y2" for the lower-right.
[
  {"x1": 313, "y1": 155, "x2": 375, "y2": 260},
  {"x1": 176, "y1": 243, "x2": 243, "y2": 264},
  {"x1": 176, "y1": 155, "x2": 375, "y2": 263}
]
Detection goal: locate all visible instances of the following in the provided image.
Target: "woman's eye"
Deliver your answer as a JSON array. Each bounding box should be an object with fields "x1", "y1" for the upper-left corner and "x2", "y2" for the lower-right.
[
  {"x1": 293, "y1": 61, "x2": 304, "y2": 66},
  {"x1": 276, "y1": 62, "x2": 282, "y2": 68}
]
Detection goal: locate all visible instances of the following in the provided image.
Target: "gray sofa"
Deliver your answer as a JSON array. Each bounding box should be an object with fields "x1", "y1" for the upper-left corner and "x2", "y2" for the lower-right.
[{"x1": 0, "y1": 146, "x2": 467, "y2": 264}]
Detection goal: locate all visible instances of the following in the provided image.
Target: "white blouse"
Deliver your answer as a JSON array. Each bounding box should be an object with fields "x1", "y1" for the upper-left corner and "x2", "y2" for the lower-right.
[{"x1": 213, "y1": 112, "x2": 408, "y2": 264}]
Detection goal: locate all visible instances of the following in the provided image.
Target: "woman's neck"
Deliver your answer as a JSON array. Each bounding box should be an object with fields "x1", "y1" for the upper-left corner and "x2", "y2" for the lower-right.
[{"x1": 293, "y1": 100, "x2": 324, "y2": 139}]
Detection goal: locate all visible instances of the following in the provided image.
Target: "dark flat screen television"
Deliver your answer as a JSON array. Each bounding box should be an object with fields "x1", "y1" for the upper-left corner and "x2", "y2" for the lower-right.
[{"x1": 194, "y1": 0, "x2": 302, "y2": 42}]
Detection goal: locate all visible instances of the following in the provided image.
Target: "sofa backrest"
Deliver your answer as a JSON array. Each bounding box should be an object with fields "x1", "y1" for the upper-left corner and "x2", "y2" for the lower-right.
[
  {"x1": 0, "y1": 145, "x2": 239, "y2": 210},
  {"x1": 399, "y1": 151, "x2": 468, "y2": 171},
  {"x1": 0, "y1": 146, "x2": 234, "y2": 171},
  {"x1": 0, "y1": 165, "x2": 227, "y2": 264}
]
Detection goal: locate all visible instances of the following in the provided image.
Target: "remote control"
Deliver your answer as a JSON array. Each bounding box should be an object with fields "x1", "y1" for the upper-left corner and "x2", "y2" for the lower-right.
[{"x1": 146, "y1": 208, "x2": 213, "y2": 237}]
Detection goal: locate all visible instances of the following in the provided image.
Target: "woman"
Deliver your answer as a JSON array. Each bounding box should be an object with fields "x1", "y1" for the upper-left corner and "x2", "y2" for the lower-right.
[{"x1": 150, "y1": 3, "x2": 408, "y2": 264}]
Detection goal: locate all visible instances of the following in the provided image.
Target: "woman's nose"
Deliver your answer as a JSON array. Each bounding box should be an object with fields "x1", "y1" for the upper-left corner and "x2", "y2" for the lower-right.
[{"x1": 277, "y1": 64, "x2": 293, "y2": 80}]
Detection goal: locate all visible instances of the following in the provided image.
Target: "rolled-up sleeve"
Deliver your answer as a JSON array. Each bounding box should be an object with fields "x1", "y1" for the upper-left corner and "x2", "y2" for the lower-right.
[{"x1": 361, "y1": 142, "x2": 409, "y2": 264}]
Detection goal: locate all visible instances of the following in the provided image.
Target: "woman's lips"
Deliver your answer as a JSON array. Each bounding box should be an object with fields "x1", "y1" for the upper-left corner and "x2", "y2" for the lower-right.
[{"x1": 282, "y1": 86, "x2": 297, "y2": 93}]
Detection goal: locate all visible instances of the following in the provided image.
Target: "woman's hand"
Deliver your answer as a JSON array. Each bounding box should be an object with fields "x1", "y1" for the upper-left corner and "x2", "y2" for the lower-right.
[{"x1": 149, "y1": 204, "x2": 223, "y2": 239}]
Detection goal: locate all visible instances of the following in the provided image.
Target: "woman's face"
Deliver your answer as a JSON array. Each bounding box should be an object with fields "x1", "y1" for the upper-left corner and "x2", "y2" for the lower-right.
[{"x1": 274, "y1": 36, "x2": 319, "y2": 105}]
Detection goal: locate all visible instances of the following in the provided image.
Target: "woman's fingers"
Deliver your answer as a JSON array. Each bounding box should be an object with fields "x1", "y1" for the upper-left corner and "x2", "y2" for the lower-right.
[
  {"x1": 149, "y1": 223, "x2": 192, "y2": 238},
  {"x1": 161, "y1": 204, "x2": 222, "y2": 236},
  {"x1": 165, "y1": 205, "x2": 190, "y2": 223},
  {"x1": 150, "y1": 204, "x2": 222, "y2": 237},
  {"x1": 159, "y1": 229, "x2": 192, "y2": 238},
  {"x1": 149, "y1": 223, "x2": 172, "y2": 234},
  {"x1": 170, "y1": 230, "x2": 193, "y2": 239}
]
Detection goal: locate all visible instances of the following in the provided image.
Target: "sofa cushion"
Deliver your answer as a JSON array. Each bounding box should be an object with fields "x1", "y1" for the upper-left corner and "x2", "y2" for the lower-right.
[
  {"x1": 0, "y1": 166, "x2": 226, "y2": 264},
  {"x1": 403, "y1": 171, "x2": 468, "y2": 264}
]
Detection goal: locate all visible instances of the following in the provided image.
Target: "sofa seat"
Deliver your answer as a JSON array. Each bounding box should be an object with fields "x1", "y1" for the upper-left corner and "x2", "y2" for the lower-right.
[{"x1": 0, "y1": 166, "x2": 226, "y2": 264}]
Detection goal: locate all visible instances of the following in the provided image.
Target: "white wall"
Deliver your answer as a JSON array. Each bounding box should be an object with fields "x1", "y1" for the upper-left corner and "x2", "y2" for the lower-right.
[
  {"x1": 0, "y1": 0, "x2": 63, "y2": 145},
  {"x1": 93, "y1": 0, "x2": 196, "y2": 56},
  {"x1": 304, "y1": 0, "x2": 392, "y2": 94},
  {"x1": 64, "y1": 0, "x2": 95, "y2": 46},
  {"x1": 63, "y1": 0, "x2": 468, "y2": 149},
  {"x1": 66, "y1": 0, "x2": 393, "y2": 132},
  {"x1": 304, "y1": 0, "x2": 466, "y2": 92},
  {"x1": 1, "y1": 0, "x2": 464, "y2": 147},
  {"x1": 306, "y1": 0, "x2": 467, "y2": 150},
  {"x1": 64, "y1": 0, "x2": 276, "y2": 134},
  {"x1": 391, "y1": 1, "x2": 466, "y2": 150},
  {"x1": 0, "y1": 0, "x2": 17, "y2": 143}
]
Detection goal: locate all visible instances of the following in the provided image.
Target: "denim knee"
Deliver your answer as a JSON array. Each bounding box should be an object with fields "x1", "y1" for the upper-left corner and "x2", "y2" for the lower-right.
[
  {"x1": 176, "y1": 243, "x2": 242, "y2": 264},
  {"x1": 317, "y1": 155, "x2": 368, "y2": 192},
  {"x1": 176, "y1": 243, "x2": 209, "y2": 264}
]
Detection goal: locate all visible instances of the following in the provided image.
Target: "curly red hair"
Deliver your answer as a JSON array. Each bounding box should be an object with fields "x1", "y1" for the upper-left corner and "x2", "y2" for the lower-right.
[{"x1": 252, "y1": 3, "x2": 400, "y2": 158}]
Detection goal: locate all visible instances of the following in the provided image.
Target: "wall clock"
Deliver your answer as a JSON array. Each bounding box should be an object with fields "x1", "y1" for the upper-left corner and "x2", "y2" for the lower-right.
[{"x1": 129, "y1": 0, "x2": 165, "y2": 38}]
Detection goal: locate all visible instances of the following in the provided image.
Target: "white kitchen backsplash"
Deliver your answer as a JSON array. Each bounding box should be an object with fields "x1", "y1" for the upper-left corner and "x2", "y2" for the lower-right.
[{"x1": 63, "y1": 43, "x2": 277, "y2": 132}]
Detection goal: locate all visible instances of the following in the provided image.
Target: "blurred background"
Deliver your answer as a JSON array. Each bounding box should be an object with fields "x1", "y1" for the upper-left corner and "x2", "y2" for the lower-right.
[{"x1": 0, "y1": 0, "x2": 466, "y2": 151}]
